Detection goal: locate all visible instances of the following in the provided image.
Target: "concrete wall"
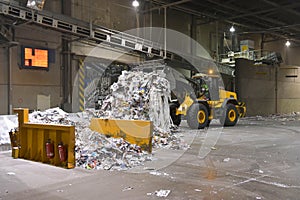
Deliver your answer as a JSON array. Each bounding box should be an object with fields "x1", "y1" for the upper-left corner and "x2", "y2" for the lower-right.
[
  {"x1": 236, "y1": 59, "x2": 300, "y2": 116},
  {"x1": 264, "y1": 40, "x2": 300, "y2": 67},
  {"x1": 0, "y1": 25, "x2": 62, "y2": 114},
  {"x1": 277, "y1": 66, "x2": 300, "y2": 113},
  {"x1": 149, "y1": 8, "x2": 191, "y2": 36},
  {"x1": 14, "y1": 25, "x2": 62, "y2": 111},
  {"x1": 0, "y1": 49, "x2": 9, "y2": 114},
  {"x1": 71, "y1": 0, "x2": 137, "y2": 31},
  {"x1": 198, "y1": 23, "x2": 217, "y2": 56},
  {"x1": 73, "y1": 2, "x2": 192, "y2": 35}
]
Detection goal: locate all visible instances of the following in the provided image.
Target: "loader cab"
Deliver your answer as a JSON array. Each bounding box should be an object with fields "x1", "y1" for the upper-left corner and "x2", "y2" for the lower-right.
[{"x1": 191, "y1": 73, "x2": 221, "y2": 101}]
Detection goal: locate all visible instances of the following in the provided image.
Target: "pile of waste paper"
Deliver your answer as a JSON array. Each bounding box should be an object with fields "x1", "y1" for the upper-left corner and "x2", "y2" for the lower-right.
[
  {"x1": 0, "y1": 116, "x2": 18, "y2": 145},
  {"x1": 13, "y1": 70, "x2": 189, "y2": 170},
  {"x1": 75, "y1": 127, "x2": 152, "y2": 170},
  {"x1": 29, "y1": 107, "x2": 73, "y2": 125},
  {"x1": 152, "y1": 128, "x2": 189, "y2": 150},
  {"x1": 29, "y1": 108, "x2": 151, "y2": 170},
  {"x1": 28, "y1": 107, "x2": 188, "y2": 170},
  {"x1": 97, "y1": 70, "x2": 171, "y2": 133}
]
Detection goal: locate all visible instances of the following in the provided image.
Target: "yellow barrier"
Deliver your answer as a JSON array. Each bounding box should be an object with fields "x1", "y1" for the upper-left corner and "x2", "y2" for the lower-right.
[
  {"x1": 14, "y1": 108, "x2": 75, "y2": 169},
  {"x1": 90, "y1": 118, "x2": 153, "y2": 153}
]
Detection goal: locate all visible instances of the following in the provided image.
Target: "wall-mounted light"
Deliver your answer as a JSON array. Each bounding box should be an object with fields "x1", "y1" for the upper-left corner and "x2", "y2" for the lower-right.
[
  {"x1": 285, "y1": 40, "x2": 291, "y2": 47},
  {"x1": 229, "y1": 25, "x2": 235, "y2": 33},
  {"x1": 132, "y1": 0, "x2": 140, "y2": 8},
  {"x1": 208, "y1": 69, "x2": 214, "y2": 74}
]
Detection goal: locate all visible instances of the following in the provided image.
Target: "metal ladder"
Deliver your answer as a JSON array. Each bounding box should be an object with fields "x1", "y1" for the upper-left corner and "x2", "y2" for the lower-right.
[{"x1": 0, "y1": 1, "x2": 234, "y2": 75}]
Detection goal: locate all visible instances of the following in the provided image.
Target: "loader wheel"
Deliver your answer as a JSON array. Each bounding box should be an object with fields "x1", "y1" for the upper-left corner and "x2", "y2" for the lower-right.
[
  {"x1": 220, "y1": 103, "x2": 238, "y2": 126},
  {"x1": 187, "y1": 103, "x2": 209, "y2": 129},
  {"x1": 170, "y1": 103, "x2": 181, "y2": 126}
]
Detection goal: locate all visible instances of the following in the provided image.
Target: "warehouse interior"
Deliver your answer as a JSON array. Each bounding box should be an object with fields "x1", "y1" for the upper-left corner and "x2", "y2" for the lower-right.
[
  {"x1": 1, "y1": 0, "x2": 300, "y2": 199},
  {"x1": 1, "y1": 0, "x2": 300, "y2": 115}
]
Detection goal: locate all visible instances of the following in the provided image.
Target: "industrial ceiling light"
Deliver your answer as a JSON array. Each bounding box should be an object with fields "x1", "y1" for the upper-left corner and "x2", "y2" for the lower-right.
[
  {"x1": 132, "y1": 0, "x2": 140, "y2": 8},
  {"x1": 26, "y1": 0, "x2": 46, "y2": 10},
  {"x1": 229, "y1": 25, "x2": 235, "y2": 33},
  {"x1": 285, "y1": 40, "x2": 291, "y2": 47}
]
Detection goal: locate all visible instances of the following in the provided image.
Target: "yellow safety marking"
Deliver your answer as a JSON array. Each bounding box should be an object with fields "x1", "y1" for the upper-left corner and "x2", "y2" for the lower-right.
[
  {"x1": 78, "y1": 59, "x2": 85, "y2": 112},
  {"x1": 79, "y1": 104, "x2": 84, "y2": 111},
  {"x1": 79, "y1": 78, "x2": 85, "y2": 87},
  {"x1": 79, "y1": 70, "x2": 84, "y2": 79},
  {"x1": 79, "y1": 84, "x2": 85, "y2": 91},
  {"x1": 79, "y1": 93, "x2": 84, "y2": 99},
  {"x1": 79, "y1": 99, "x2": 84, "y2": 105}
]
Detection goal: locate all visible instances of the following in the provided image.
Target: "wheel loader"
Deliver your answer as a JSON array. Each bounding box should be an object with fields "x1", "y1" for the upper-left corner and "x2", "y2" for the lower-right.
[
  {"x1": 93, "y1": 60, "x2": 246, "y2": 129},
  {"x1": 169, "y1": 73, "x2": 246, "y2": 129}
]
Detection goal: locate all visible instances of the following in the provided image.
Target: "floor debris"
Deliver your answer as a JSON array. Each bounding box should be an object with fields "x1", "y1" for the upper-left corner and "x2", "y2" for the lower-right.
[
  {"x1": 26, "y1": 107, "x2": 188, "y2": 171},
  {"x1": 211, "y1": 146, "x2": 217, "y2": 150},
  {"x1": 155, "y1": 189, "x2": 171, "y2": 197},
  {"x1": 122, "y1": 186, "x2": 133, "y2": 191},
  {"x1": 149, "y1": 171, "x2": 169, "y2": 177}
]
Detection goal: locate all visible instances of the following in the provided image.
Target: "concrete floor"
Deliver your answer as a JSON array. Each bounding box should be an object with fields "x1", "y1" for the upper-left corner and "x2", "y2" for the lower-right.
[{"x1": 1, "y1": 117, "x2": 300, "y2": 200}]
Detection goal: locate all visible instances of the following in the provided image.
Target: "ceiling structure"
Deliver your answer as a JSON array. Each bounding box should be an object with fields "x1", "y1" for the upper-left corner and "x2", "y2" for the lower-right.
[
  {"x1": 1, "y1": 0, "x2": 299, "y2": 48},
  {"x1": 146, "y1": 0, "x2": 300, "y2": 45}
]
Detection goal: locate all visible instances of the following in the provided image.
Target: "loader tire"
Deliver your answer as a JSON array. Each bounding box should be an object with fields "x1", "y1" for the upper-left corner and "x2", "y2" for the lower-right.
[
  {"x1": 170, "y1": 103, "x2": 181, "y2": 126},
  {"x1": 220, "y1": 103, "x2": 238, "y2": 126},
  {"x1": 187, "y1": 103, "x2": 209, "y2": 129}
]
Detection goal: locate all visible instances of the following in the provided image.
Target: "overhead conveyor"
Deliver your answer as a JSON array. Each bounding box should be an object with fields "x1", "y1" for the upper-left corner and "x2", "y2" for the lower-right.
[
  {"x1": 0, "y1": 1, "x2": 162, "y2": 56},
  {"x1": 0, "y1": 0, "x2": 234, "y2": 76}
]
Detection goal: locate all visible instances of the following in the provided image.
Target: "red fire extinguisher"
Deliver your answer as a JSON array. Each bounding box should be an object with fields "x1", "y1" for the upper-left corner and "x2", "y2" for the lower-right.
[
  {"x1": 58, "y1": 142, "x2": 67, "y2": 162},
  {"x1": 45, "y1": 139, "x2": 54, "y2": 159}
]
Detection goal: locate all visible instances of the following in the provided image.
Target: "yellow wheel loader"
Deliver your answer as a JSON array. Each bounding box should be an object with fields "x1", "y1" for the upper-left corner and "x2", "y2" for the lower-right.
[
  {"x1": 170, "y1": 73, "x2": 246, "y2": 129},
  {"x1": 93, "y1": 60, "x2": 246, "y2": 130}
]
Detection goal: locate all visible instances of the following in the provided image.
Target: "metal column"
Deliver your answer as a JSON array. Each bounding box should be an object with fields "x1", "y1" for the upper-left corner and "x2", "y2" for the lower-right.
[{"x1": 78, "y1": 59, "x2": 85, "y2": 111}]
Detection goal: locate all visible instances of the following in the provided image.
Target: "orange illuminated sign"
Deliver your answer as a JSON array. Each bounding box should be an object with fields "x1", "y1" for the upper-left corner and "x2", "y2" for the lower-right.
[{"x1": 24, "y1": 47, "x2": 48, "y2": 68}]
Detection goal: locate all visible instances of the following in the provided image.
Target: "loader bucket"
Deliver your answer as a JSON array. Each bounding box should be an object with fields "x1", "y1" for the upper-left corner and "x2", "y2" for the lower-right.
[{"x1": 90, "y1": 118, "x2": 153, "y2": 153}]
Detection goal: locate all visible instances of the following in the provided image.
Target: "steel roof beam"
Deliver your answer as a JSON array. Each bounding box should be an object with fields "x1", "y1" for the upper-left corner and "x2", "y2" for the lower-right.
[{"x1": 142, "y1": 0, "x2": 192, "y2": 13}]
